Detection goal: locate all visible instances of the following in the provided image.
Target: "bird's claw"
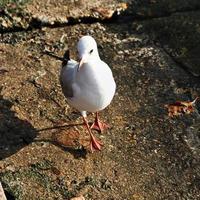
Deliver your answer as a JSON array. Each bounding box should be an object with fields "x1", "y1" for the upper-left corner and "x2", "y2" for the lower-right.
[
  {"x1": 90, "y1": 134, "x2": 103, "y2": 153},
  {"x1": 90, "y1": 120, "x2": 110, "y2": 133}
]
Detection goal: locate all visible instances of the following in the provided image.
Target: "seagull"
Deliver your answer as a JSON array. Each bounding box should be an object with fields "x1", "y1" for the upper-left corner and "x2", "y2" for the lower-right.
[{"x1": 60, "y1": 36, "x2": 116, "y2": 152}]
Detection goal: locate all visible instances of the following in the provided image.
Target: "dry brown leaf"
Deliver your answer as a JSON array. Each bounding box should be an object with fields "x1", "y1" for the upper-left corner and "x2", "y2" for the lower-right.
[{"x1": 165, "y1": 97, "x2": 199, "y2": 117}]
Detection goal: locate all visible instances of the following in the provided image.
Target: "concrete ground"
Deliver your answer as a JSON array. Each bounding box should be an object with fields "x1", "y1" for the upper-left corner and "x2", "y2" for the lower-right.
[{"x1": 0, "y1": 0, "x2": 200, "y2": 199}]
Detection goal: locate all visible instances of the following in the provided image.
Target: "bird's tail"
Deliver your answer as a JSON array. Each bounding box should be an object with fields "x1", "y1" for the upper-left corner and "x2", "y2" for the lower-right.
[{"x1": 62, "y1": 50, "x2": 70, "y2": 67}]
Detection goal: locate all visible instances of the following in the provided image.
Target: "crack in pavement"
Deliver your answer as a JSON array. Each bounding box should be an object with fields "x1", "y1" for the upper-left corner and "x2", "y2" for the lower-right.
[
  {"x1": 0, "y1": 9, "x2": 124, "y2": 33},
  {"x1": 1, "y1": 6, "x2": 200, "y2": 33},
  {"x1": 160, "y1": 45, "x2": 200, "y2": 79},
  {"x1": 131, "y1": 7, "x2": 200, "y2": 20}
]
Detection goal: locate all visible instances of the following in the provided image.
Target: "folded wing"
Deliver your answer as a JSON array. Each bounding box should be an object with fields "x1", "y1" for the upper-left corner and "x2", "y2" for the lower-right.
[{"x1": 60, "y1": 50, "x2": 78, "y2": 98}]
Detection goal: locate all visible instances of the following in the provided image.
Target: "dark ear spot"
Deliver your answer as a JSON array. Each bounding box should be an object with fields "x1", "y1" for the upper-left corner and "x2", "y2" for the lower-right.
[{"x1": 89, "y1": 49, "x2": 93, "y2": 54}]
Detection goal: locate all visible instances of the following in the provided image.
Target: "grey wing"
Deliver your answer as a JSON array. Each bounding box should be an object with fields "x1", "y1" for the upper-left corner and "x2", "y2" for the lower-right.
[{"x1": 60, "y1": 59, "x2": 78, "y2": 98}]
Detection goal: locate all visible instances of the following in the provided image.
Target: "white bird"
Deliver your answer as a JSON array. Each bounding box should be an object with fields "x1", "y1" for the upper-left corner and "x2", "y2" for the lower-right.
[{"x1": 60, "y1": 36, "x2": 116, "y2": 152}]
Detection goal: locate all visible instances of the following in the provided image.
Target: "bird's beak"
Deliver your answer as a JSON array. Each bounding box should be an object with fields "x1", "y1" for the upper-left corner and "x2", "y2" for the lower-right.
[{"x1": 77, "y1": 54, "x2": 88, "y2": 71}]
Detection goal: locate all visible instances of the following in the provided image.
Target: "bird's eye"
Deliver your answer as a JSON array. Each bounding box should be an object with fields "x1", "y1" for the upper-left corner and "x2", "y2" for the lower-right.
[{"x1": 89, "y1": 49, "x2": 93, "y2": 54}]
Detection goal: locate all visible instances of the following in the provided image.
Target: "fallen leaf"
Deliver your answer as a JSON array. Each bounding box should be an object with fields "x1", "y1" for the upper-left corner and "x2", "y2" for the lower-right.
[{"x1": 165, "y1": 97, "x2": 199, "y2": 117}]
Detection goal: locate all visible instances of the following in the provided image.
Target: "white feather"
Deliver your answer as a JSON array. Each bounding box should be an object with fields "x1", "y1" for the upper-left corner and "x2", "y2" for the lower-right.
[{"x1": 60, "y1": 36, "x2": 116, "y2": 116}]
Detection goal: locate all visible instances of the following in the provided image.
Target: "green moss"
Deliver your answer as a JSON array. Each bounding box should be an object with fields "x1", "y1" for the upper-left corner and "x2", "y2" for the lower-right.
[
  {"x1": 0, "y1": 160, "x2": 75, "y2": 199},
  {"x1": 0, "y1": 0, "x2": 31, "y2": 31},
  {"x1": 0, "y1": 0, "x2": 30, "y2": 7},
  {"x1": 0, "y1": 171, "x2": 23, "y2": 199}
]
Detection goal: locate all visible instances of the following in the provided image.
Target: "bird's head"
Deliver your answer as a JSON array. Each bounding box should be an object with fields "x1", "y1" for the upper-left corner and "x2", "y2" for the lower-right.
[{"x1": 77, "y1": 35, "x2": 100, "y2": 71}]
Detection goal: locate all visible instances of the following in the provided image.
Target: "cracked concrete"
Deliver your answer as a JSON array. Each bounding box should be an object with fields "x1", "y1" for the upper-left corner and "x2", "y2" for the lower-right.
[
  {"x1": 0, "y1": 0, "x2": 200, "y2": 200},
  {"x1": 136, "y1": 10, "x2": 200, "y2": 76}
]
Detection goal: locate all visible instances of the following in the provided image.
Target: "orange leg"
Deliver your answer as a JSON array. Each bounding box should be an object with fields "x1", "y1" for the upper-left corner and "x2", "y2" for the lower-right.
[{"x1": 83, "y1": 116, "x2": 103, "y2": 152}]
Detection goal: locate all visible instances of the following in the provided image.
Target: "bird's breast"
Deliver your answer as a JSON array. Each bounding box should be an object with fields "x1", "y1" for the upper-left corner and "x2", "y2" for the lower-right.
[{"x1": 71, "y1": 61, "x2": 116, "y2": 112}]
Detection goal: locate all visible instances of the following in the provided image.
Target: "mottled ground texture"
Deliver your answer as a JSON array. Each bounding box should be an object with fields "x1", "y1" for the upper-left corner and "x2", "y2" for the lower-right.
[{"x1": 0, "y1": 0, "x2": 200, "y2": 200}]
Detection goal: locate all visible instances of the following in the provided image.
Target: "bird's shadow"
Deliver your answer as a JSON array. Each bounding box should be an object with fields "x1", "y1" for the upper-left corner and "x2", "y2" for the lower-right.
[
  {"x1": 35, "y1": 138, "x2": 88, "y2": 159},
  {"x1": 37, "y1": 123, "x2": 88, "y2": 159},
  {"x1": 0, "y1": 94, "x2": 37, "y2": 160},
  {"x1": 54, "y1": 143, "x2": 88, "y2": 159},
  {"x1": 0, "y1": 92, "x2": 88, "y2": 160}
]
